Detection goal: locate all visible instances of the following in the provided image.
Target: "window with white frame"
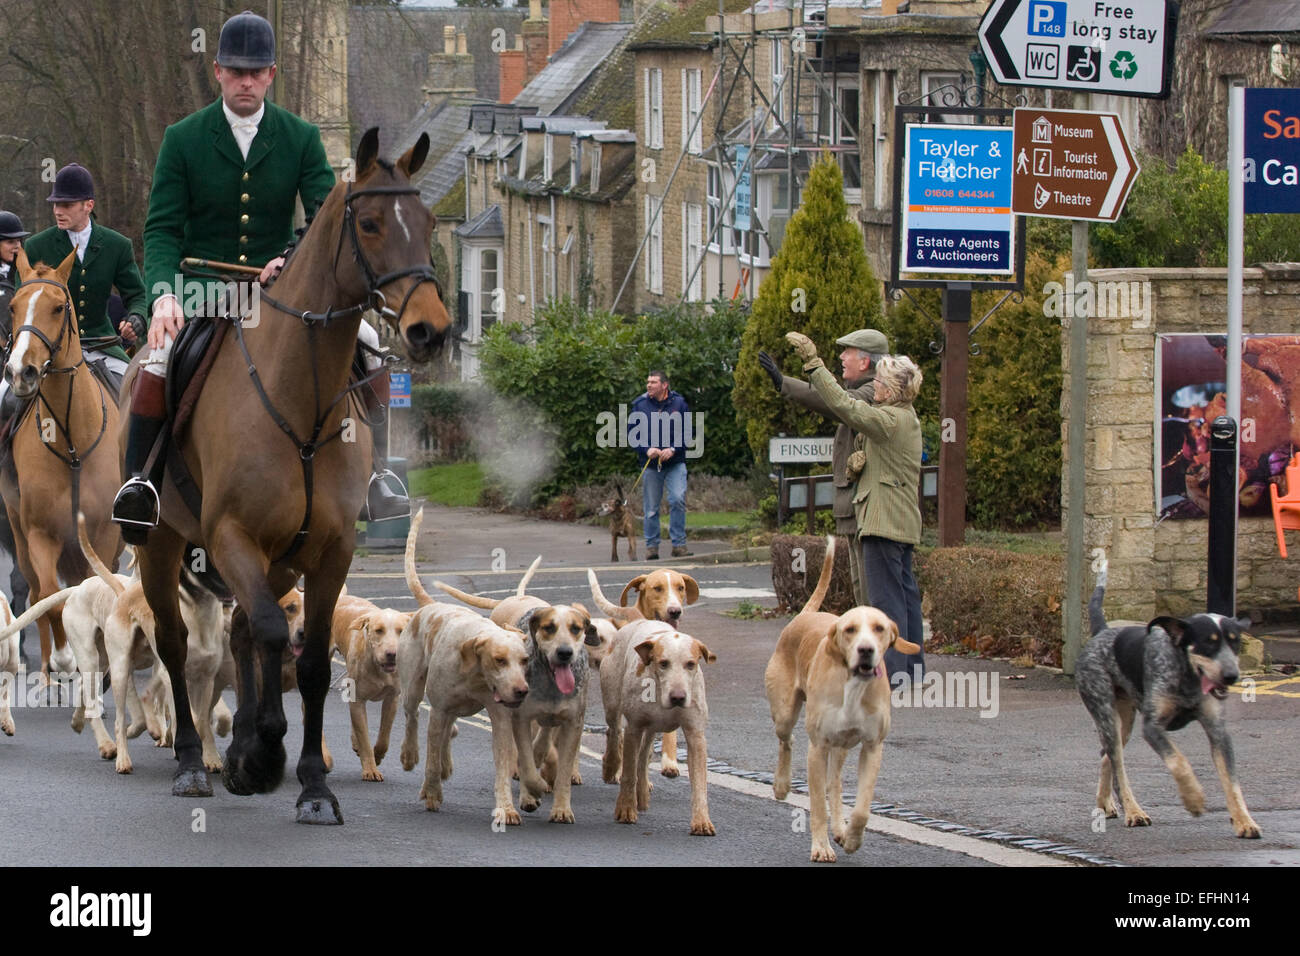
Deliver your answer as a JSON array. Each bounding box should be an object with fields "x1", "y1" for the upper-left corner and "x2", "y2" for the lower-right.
[
  {"x1": 643, "y1": 195, "x2": 663, "y2": 294},
  {"x1": 518, "y1": 133, "x2": 529, "y2": 178},
  {"x1": 815, "y1": 82, "x2": 861, "y2": 193},
  {"x1": 706, "y1": 164, "x2": 735, "y2": 254},
  {"x1": 682, "y1": 202, "x2": 703, "y2": 301},
  {"x1": 921, "y1": 71, "x2": 971, "y2": 124},
  {"x1": 873, "y1": 71, "x2": 893, "y2": 209},
  {"x1": 644, "y1": 69, "x2": 663, "y2": 149},
  {"x1": 479, "y1": 249, "x2": 500, "y2": 331},
  {"x1": 770, "y1": 38, "x2": 785, "y2": 129},
  {"x1": 682, "y1": 69, "x2": 703, "y2": 155},
  {"x1": 570, "y1": 138, "x2": 580, "y2": 189},
  {"x1": 590, "y1": 144, "x2": 602, "y2": 193},
  {"x1": 540, "y1": 219, "x2": 554, "y2": 300},
  {"x1": 543, "y1": 135, "x2": 554, "y2": 182}
]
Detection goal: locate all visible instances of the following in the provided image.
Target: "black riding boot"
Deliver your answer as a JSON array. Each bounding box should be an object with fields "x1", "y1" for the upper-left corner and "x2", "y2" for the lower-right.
[
  {"x1": 112, "y1": 373, "x2": 167, "y2": 545},
  {"x1": 365, "y1": 411, "x2": 410, "y2": 522}
]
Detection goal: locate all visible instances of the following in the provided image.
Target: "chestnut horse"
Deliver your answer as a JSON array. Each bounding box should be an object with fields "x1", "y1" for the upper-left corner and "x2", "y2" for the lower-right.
[
  {"x1": 129, "y1": 129, "x2": 449, "y2": 821},
  {"x1": 2, "y1": 250, "x2": 123, "y2": 679}
]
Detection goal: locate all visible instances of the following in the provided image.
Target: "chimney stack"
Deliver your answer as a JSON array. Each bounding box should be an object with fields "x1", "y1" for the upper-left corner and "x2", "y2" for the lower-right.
[
  {"x1": 500, "y1": 36, "x2": 526, "y2": 104},
  {"x1": 549, "y1": 0, "x2": 622, "y2": 58},
  {"x1": 425, "y1": 26, "x2": 476, "y2": 111}
]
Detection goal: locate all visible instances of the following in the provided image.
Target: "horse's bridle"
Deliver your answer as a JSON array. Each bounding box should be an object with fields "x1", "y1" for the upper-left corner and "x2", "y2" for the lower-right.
[
  {"x1": 3, "y1": 274, "x2": 109, "y2": 529},
  {"x1": 7, "y1": 277, "x2": 78, "y2": 376},
  {"x1": 224, "y1": 178, "x2": 443, "y2": 564},
  {"x1": 259, "y1": 181, "x2": 443, "y2": 327}
]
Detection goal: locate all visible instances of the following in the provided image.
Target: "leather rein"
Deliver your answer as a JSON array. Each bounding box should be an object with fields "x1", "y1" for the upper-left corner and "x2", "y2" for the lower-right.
[
  {"x1": 4, "y1": 275, "x2": 110, "y2": 531},
  {"x1": 222, "y1": 181, "x2": 439, "y2": 563}
]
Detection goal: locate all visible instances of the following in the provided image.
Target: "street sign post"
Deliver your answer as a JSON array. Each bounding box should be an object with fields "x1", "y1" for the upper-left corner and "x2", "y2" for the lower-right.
[
  {"x1": 1011, "y1": 107, "x2": 1138, "y2": 221},
  {"x1": 901, "y1": 124, "x2": 1015, "y2": 276},
  {"x1": 1244, "y1": 88, "x2": 1300, "y2": 214},
  {"x1": 979, "y1": 0, "x2": 1179, "y2": 99}
]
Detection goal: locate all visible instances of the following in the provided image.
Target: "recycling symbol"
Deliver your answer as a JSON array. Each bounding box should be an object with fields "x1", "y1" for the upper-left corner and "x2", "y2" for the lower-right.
[{"x1": 1109, "y1": 51, "x2": 1138, "y2": 80}]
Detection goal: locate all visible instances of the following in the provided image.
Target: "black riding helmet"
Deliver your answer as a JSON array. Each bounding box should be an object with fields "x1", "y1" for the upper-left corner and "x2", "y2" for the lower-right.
[
  {"x1": 0, "y1": 211, "x2": 29, "y2": 240},
  {"x1": 216, "y1": 10, "x2": 276, "y2": 69}
]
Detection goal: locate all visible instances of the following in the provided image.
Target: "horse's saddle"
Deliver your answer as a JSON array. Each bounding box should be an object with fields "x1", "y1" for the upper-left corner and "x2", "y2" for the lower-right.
[{"x1": 166, "y1": 316, "x2": 229, "y2": 435}]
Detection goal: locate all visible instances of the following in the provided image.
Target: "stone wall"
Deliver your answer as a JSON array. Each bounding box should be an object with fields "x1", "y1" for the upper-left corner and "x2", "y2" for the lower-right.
[{"x1": 1066, "y1": 265, "x2": 1300, "y2": 623}]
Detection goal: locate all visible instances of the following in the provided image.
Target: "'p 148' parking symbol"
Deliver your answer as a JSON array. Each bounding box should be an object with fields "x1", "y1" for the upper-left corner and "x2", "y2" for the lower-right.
[{"x1": 1028, "y1": 0, "x2": 1066, "y2": 38}]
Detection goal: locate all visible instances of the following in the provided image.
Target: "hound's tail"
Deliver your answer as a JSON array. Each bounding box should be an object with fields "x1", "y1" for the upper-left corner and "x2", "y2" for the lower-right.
[
  {"x1": 405, "y1": 507, "x2": 435, "y2": 607},
  {"x1": 78, "y1": 513, "x2": 124, "y2": 597},
  {"x1": 433, "y1": 581, "x2": 500, "y2": 609},
  {"x1": 586, "y1": 569, "x2": 639, "y2": 623},
  {"x1": 800, "y1": 535, "x2": 837, "y2": 615},
  {"x1": 515, "y1": 555, "x2": 542, "y2": 597},
  {"x1": 1088, "y1": 564, "x2": 1109, "y2": 637},
  {"x1": 0, "y1": 585, "x2": 78, "y2": 641}
]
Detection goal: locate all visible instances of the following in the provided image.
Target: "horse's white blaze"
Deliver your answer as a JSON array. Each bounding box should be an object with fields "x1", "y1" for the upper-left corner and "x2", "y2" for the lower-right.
[
  {"x1": 7, "y1": 288, "x2": 42, "y2": 381},
  {"x1": 394, "y1": 199, "x2": 411, "y2": 243}
]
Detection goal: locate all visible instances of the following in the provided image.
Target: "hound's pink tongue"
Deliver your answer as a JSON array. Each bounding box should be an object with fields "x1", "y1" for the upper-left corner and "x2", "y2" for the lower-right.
[
  {"x1": 1201, "y1": 675, "x2": 1217, "y2": 696},
  {"x1": 554, "y1": 664, "x2": 576, "y2": 695}
]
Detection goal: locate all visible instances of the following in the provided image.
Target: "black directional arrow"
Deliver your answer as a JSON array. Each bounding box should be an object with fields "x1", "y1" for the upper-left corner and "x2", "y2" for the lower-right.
[{"x1": 980, "y1": 0, "x2": 1021, "y2": 82}]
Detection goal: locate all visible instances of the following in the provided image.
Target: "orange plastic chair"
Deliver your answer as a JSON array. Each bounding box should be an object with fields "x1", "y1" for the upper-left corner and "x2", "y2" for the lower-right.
[{"x1": 1269, "y1": 451, "x2": 1300, "y2": 558}]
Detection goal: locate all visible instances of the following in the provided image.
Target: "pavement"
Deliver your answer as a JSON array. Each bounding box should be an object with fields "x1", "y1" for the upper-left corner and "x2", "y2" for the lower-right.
[{"x1": 346, "y1": 502, "x2": 1300, "y2": 868}]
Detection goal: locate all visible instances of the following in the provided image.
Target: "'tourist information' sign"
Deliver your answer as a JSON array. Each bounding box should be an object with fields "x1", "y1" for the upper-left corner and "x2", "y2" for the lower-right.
[{"x1": 901, "y1": 124, "x2": 1015, "y2": 275}]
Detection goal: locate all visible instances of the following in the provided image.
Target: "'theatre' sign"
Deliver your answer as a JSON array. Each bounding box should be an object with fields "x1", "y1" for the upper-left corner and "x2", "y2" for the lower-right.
[{"x1": 1011, "y1": 108, "x2": 1139, "y2": 221}]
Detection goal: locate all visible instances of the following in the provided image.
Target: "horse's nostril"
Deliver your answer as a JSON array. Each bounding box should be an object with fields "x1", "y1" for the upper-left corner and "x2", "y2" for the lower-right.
[{"x1": 19, "y1": 366, "x2": 37, "y2": 385}]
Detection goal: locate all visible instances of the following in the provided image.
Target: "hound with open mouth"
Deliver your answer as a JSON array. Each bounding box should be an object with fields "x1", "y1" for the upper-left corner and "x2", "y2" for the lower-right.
[{"x1": 1077, "y1": 574, "x2": 1260, "y2": 838}]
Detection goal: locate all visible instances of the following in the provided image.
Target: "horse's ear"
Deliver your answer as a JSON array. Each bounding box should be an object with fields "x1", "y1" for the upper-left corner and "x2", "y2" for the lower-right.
[
  {"x1": 398, "y1": 132, "x2": 430, "y2": 179},
  {"x1": 355, "y1": 127, "x2": 380, "y2": 178},
  {"x1": 55, "y1": 249, "x2": 77, "y2": 285},
  {"x1": 14, "y1": 246, "x2": 33, "y2": 282}
]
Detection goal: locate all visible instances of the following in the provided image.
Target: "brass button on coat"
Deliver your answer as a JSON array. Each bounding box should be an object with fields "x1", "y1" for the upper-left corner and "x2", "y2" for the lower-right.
[
  {"x1": 240, "y1": 214, "x2": 249, "y2": 224},
  {"x1": 238, "y1": 254, "x2": 247, "y2": 263},
  {"x1": 241, "y1": 193, "x2": 250, "y2": 203}
]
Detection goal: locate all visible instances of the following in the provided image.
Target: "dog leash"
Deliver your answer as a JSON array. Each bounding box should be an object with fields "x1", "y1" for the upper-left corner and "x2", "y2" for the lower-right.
[{"x1": 628, "y1": 455, "x2": 653, "y2": 496}]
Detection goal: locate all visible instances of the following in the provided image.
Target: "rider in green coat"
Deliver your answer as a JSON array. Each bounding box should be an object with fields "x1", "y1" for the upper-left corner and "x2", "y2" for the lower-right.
[{"x1": 112, "y1": 10, "x2": 408, "y2": 542}]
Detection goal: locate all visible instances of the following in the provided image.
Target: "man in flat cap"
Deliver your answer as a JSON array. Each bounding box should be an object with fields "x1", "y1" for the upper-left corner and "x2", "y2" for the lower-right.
[{"x1": 758, "y1": 328, "x2": 889, "y2": 606}]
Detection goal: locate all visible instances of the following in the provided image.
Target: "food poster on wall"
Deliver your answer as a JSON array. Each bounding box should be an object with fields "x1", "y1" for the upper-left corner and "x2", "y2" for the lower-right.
[{"x1": 1158, "y1": 333, "x2": 1299, "y2": 519}]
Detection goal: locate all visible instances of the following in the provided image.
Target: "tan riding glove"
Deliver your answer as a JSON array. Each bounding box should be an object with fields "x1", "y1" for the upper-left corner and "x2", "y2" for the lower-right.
[{"x1": 784, "y1": 331, "x2": 824, "y2": 372}]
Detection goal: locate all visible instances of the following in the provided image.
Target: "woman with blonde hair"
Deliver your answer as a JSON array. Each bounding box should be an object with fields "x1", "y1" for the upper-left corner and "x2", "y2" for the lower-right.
[{"x1": 784, "y1": 333, "x2": 926, "y2": 679}]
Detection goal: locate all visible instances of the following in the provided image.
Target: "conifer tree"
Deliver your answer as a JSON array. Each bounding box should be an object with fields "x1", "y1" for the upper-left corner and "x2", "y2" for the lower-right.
[{"x1": 732, "y1": 158, "x2": 884, "y2": 458}]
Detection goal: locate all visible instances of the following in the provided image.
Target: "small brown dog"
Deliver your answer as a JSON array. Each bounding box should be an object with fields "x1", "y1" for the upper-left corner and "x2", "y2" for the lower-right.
[{"x1": 598, "y1": 483, "x2": 638, "y2": 563}]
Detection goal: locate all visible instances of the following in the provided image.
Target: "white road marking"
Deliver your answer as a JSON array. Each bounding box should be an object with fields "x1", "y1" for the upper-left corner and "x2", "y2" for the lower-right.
[
  {"x1": 697, "y1": 587, "x2": 775, "y2": 599},
  {"x1": 394, "y1": 199, "x2": 411, "y2": 242},
  {"x1": 443, "y1": 713, "x2": 1076, "y2": 867}
]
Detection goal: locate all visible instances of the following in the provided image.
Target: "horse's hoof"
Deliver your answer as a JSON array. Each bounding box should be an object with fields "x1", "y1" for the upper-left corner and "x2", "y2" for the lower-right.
[
  {"x1": 221, "y1": 759, "x2": 255, "y2": 796},
  {"x1": 296, "y1": 797, "x2": 344, "y2": 825},
  {"x1": 173, "y1": 768, "x2": 213, "y2": 797}
]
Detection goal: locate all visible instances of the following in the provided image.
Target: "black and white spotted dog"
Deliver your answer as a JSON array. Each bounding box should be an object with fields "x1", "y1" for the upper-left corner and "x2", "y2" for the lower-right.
[{"x1": 1076, "y1": 570, "x2": 1261, "y2": 838}]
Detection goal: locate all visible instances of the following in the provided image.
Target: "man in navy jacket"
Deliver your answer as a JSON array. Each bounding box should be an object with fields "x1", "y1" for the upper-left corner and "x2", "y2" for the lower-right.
[{"x1": 629, "y1": 370, "x2": 692, "y2": 559}]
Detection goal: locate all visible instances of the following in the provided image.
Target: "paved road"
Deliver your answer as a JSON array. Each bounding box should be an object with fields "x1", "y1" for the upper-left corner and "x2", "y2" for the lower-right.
[{"x1": 2, "y1": 505, "x2": 1297, "y2": 868}]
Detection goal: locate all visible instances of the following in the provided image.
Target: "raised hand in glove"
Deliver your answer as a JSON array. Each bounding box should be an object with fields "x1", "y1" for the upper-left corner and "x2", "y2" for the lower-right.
[
  {"x1": 784, "y1": 331, "x2": 824, "y2": 372},
  {"x1": 757, "y1": 351, "x2": 783, "y2": 392}
]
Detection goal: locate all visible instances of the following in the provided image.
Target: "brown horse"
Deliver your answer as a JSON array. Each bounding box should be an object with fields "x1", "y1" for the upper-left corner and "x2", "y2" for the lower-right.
[
  {"x1": 2, "y1": 249, "x2": 123, "y2": 679},
  {"x1": 131, "y1": 128, "x2": 449, "y2": 820}
]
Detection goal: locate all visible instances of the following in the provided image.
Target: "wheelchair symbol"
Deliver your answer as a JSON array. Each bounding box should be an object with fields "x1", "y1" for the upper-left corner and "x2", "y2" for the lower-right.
[{"x1": 1066, "y1": 45, "x2": 1100, "y2": 83}]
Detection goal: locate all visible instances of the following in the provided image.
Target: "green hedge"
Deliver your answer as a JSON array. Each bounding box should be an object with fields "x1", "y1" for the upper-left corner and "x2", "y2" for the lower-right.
[{"x1": 476, "y1": 299, "x2": 750, "y2": 503}]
